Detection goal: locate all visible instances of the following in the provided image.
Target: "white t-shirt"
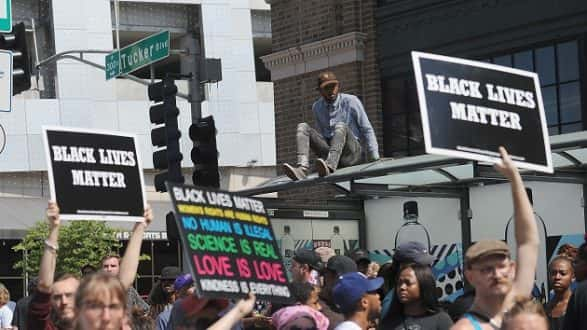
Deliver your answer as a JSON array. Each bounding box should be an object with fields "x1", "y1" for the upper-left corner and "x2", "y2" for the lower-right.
[
  {"x1": 334, "y1": 320, "x2": 362, "y2": 330},
  {"x1": 0, "y1": 301, "x2": 15, "y2": 328}
]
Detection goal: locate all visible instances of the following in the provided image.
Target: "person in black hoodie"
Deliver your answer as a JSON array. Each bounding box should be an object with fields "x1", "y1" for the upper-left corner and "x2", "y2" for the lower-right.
[{"x1": 562, "y1": 237, "x2": 587, "y2": 330}]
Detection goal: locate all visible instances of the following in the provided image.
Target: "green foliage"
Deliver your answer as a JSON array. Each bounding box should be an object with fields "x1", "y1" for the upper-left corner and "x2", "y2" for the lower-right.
[{"x1": 13, "y1": 220, "x2": 122, "y2": 275}]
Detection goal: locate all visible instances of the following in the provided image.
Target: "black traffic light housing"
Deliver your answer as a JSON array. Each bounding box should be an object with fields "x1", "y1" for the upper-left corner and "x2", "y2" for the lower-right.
[
  {"x1": 148, "y1": 78, "x2": 184, "y2": 192},
  {"x1": 190, "y1": 115, "x2": 219, "y2": 188},
  {"x1": 0, "y1": 22, "x2": 31, "y2": 95}
]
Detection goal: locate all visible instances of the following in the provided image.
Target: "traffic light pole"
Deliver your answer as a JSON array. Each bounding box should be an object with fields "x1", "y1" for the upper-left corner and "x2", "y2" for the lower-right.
[
  {"x1": 179, "y1": 35, "x2": 202, "y2": 123},
  {"x1": 35, "y1": 49, "x2": 191, "y2": 100}
]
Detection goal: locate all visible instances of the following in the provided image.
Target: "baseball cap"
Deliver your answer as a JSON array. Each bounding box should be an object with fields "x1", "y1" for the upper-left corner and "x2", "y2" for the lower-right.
[
  {"x1": 393, "y1": 241, "x2": 435, "y2": 266},
  {"x1": 160, "y1": 266, "x2": 182, "y2": 280},
  {"x1": 293, "y1": 248, "x2": 323, "y2": 271},
  {"x1": 465, "y1": 240, "x2": 510, "y2": 266},
  {"x1": 318, "y1": 71, "x2": 339, "y2": 89},
  {"x1": 174, "y1": 273, "x2": 194, "y2": 291},
  {"x1": 349, "y1": 249, "x2": 371, "y2": 263},
  {"x1": 326, "y1": 255, "x2": 357, "y2": 276},
  {"x1": 315, "y1": 247, "x2": 336, "y2": 263},
  {"x1": 332, "y1": 272, "x2": 383, "y2": 314}
]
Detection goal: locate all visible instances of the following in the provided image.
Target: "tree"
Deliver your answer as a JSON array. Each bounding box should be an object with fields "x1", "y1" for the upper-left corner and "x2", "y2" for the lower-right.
[{"x1": 13, "y1": 220, "x2": 122, "y2": 275}]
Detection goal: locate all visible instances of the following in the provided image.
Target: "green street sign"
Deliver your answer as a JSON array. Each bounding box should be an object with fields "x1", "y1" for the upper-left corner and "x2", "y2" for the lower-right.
[
  {"x1": 105, "y1": 31, "x2": 169, "y2": 80},
  {"x1": 0, "y1": 0, "x2": 12, "y2": 33}
]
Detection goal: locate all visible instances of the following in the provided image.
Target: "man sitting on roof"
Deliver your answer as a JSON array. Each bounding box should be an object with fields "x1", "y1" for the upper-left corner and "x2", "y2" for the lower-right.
[{"x1": 283, "y1": 71, "x2": 380, "y2": 181}]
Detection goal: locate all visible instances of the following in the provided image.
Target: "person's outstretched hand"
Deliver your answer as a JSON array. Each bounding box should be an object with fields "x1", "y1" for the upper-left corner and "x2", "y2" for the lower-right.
[
  {"x1": 135, "y1": 204, "x2": 153, "y2": 230},
  {"x1": 46, "y1": 201, "x2": 60, "y2": 229},
  {"x1": 493, "y1": 146, "x2": 519, "y2": 181},
  {"x1": 143, "y1": 204, "x2": 153, "y2": 227},
  {"x1": 236, "y1": 293, "x2": 256, "y2": 317}
]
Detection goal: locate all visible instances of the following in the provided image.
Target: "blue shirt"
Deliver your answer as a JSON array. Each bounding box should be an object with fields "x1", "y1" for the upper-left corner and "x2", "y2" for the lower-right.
[
  {"x1": 156, "y1": 305, "x2": 172, "y2": 330},
  {"x1": 312, "y1": 93, "x2": 380, "y2": 159}
]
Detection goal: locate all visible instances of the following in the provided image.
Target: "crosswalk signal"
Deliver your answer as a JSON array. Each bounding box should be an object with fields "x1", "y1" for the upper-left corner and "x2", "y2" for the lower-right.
[
  {"x1": 148, "y1": 78, "x2": 184, "y2": 192},
  {"x1": 190, "y1": 116, "x2": 219, "y2": 188},
  {"x1": 0, "y1": 23, "x2": 31, "y2": 95}
]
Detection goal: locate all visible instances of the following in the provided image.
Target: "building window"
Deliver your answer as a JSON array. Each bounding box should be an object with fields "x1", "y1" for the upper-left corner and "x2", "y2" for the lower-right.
[
  {"x1": 252, "y1": 10, "x2": 272, "y2": 82},
  {"x1": 0, "y1": 240, "x2": 25, "y2": 301},
  {"x1": 381, "y1": 77, "x2": 423, "y2": 158},
  {"x1": 487, "y1": 40, "x2": 583, "y2": 135}
]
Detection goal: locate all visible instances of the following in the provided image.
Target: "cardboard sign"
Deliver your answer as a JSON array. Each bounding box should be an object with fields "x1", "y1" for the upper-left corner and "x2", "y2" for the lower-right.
[
  {"x1": 167, "y1": 182, "x2": 292, "y2": 303},
  {"x1": 42, "y1": 126, "x2": 146, "y2": 221},
  {"x1": 412, "y1": 51, "x2": 553, "y2": 173}
]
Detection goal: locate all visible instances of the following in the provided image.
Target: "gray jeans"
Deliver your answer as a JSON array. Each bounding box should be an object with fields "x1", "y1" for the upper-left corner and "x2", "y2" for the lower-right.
[{"x1": 296, "y1": 122, "x2": 362, "y2": 170}]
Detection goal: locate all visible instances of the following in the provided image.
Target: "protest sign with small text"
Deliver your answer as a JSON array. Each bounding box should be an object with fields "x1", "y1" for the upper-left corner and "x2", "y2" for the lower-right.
[{"x1": 167, "y1": 182, "x2": 293, "y2": 303}]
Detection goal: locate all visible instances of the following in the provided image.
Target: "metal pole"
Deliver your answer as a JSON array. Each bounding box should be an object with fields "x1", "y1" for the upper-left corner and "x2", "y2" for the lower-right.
[
  {"x1": 460, "y1": 187, "x2": 472, "y2": 290},
  {"x1": 583, "y1": 183, "x2": 587, "y2": 232},
  {"x1": 114, "y1": 0, "x2": 121, "y2": 51},
  {"x1": 30, "y1": 19, "x2": 40, "y2": 65},
  {"x1": 35, "y1": 51, "x2": 190, "y2": 100},
  {"x1": 179, "y1": 35, "x2": 201, "y2": 123}
]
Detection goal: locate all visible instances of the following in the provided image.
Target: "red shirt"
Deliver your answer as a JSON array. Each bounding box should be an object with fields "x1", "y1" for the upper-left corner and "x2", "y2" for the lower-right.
[{"x1": 27, "y1": 291, "x2": 58, "y2": 330}]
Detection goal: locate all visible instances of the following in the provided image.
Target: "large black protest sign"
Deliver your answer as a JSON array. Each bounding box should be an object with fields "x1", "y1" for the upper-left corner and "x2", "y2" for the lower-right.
[
  {"x1": 167, "y1": 182, "x2": 292, "y2": 303},
  {"x1": 412, "y1": 51, "x2": 553, "y2": 173},
  {"x1": 43, "y1": 127, "x2": 146, "y2": 221}
]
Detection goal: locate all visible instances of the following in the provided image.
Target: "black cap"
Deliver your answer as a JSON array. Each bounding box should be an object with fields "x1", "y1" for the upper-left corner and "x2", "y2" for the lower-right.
[
  {"x1": 403, "y1": 201, "x2": 418, "y2": 219},
  {"x1": 160, "y1": 266, "x2": 182, "y2": 280},
  {"x1": 326, "y1": 255, "x2": 357, "y2": 276},
  {"x1": 293, "y1": 248, "x2": 322, "y2": 271},
  {"x1": 393, "y1": 241, "x2": 434, "y2": 266},
  {"x1": 349, "y1": 248, "x2": 370, "y2": 263}
]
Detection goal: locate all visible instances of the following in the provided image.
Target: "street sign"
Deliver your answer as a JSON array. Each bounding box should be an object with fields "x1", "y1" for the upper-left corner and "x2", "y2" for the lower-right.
[
  {"x1": 106, "y1": 31, "x2": 169, "y2": 80},
  {"x1": 0, "y1": 0, "x2": 11, "y2": 33},
  {"x1": 0, "y1": 50, "x2": 12, "y2": 112}
]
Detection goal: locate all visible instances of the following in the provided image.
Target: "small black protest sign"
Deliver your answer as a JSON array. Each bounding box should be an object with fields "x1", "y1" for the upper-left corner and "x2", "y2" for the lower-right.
[
  {"x1": 412, "y1": 51, "x2": 553, "y2": 173},
  {"x1": 167, "y1": 182, "x2": 292, "y2": 303},
  {"x1": 42, "y1": 126, "x2": 146, "y2": 221}
]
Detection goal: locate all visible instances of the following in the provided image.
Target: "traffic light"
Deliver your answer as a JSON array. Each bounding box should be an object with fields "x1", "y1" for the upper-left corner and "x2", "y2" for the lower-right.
[
  {"x1": 148, "y1": 78, "x2": 184, "y2": 192},
  {"x1": 0, "y1": 23, "x2": 31, "y2": 95},
  {"x1": 190, "y1": 116, "x2": 219, "y2": 187}
]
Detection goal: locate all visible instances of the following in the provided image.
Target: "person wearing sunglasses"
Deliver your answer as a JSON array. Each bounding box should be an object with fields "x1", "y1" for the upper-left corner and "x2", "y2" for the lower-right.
[
  {"x1": 332, "y1": 272, "x2": 383, "y2": 330},
  {"x1": 283, "y1": 71, "x2": 379, "y2": 181}
]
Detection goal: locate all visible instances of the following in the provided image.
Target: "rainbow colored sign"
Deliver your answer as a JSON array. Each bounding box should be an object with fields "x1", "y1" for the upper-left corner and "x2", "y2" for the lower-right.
[{"x1": 167, "y1": 183, "x2": 292, "y2": 303}]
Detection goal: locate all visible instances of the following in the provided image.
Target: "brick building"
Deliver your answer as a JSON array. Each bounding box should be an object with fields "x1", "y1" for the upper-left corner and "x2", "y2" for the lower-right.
[{"x1": 262, "y1": 0, "x2": 382, "y2": 202}]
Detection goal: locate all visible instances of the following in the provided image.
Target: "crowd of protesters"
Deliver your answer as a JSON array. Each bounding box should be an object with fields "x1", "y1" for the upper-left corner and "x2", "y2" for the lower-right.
[{"x1": 0, "y1": 148, "x2": 584, "y2": 329}]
